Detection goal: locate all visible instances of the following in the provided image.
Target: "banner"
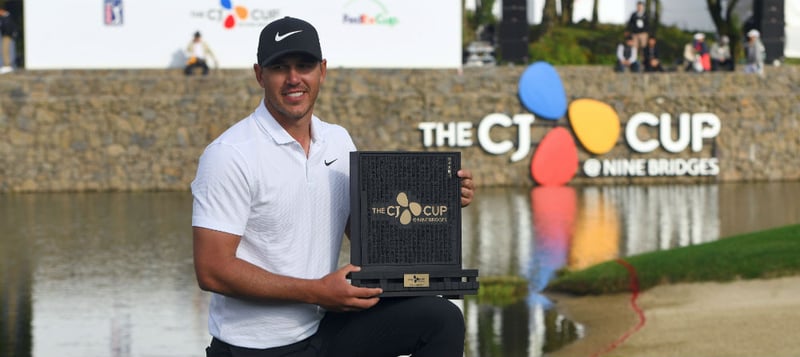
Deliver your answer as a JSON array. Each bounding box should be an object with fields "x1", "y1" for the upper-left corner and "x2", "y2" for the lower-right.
[{"x1": 23, "y1": 0, "x2": 461, "y2": 69}]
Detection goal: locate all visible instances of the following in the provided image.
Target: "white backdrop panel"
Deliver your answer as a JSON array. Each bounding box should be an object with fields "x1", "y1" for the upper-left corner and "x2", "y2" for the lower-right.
[{"x1": 24, "y1": 0, "x2": 461, "y2": 69}]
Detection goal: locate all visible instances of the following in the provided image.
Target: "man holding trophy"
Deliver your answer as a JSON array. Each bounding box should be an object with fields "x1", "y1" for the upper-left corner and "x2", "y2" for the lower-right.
[{"x1": 191, "y1": 16, "x2": 475, "y2": 357}]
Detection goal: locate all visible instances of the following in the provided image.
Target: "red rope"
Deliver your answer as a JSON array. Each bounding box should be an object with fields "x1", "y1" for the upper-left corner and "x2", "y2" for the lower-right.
[{"x1": 590, "y1": 258, "x2": 647, "y2": 357}]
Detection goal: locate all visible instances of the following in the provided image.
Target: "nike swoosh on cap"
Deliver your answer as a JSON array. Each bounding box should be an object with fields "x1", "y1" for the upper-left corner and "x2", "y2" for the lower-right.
[{"x1": 275, "y1": 30, "x2": 302, "y2": 42}]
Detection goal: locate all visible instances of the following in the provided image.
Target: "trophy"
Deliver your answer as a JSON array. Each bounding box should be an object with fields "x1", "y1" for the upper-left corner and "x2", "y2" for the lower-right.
[{"x1": 348, "y1": 151, "x2": 479, "y2": 298}]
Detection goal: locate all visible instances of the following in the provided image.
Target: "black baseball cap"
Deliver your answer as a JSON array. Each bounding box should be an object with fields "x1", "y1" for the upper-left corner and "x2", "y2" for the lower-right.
[{"x1": 257, "y1": 17, "x2": 322, "y2": 67}]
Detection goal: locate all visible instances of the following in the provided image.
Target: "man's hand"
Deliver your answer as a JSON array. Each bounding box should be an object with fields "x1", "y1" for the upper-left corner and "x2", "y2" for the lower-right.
[
  {"x1": 315, "y1": 265, "x2": 382, "y2": 312},
  {"x1": 458, "y1": 169, "x2": 475, "y2": 207}
]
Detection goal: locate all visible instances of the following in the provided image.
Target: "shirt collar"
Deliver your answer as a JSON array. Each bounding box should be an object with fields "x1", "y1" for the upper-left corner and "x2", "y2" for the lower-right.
[{"x1": 255, "y1": 100, "x2": 324, "y2": 145}]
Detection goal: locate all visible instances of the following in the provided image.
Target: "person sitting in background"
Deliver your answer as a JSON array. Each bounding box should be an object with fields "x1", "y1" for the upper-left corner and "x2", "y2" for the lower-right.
[
  {"x1": 683, "y1": 40, "x2": 696, "y2": 72},
  {"x1": 694, "y1": 33, "x2": 710, "y2": 72},
  {"x1": 684, "y1": 33, "x2": 709, "y2": 72},
  {"x1": 184, "y1": 31, "x2": 218, "y2": 76},
  {"x1": 643, "y1": 36, "x2": 664, "y2": 72},
  {"x1": 0, "y1": 7, "x2": 18, "y2": 74},
  {"x1": 615, "y1": 35, "x2": 640, "y2": 73},
  {"x1": 744, "y1": 29, "x2": 765, "y2": 75},
  {"x1": 711, "y1": 35, "x2": 734, "y2": 71}
]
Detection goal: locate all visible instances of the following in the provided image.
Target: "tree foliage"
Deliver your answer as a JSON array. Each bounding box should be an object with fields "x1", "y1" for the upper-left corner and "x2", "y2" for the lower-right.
[
  {"x1": 541, "y1": 0, "x2": 558, "y2": 34},
  {"x1": 705, "y1": 0, "x2": 743, "y2": 62},
  {"x1": 463, "y1": 0, "x2": 753, "y2": 65},
  {"x1": 462, "y1": 0, "x2": 497, "y2": 45},
  {"x1": 559, "y1": 0, "x2": 575, "y2": 25},
  {"x1": 647, "y1": 0, "x2": 663, "y2": 35}
]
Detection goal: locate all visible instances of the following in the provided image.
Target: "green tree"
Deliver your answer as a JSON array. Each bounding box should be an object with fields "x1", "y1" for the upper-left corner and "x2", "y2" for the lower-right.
[
  {"x1": 705, "y1": 0, "x2": 742, "y2": 62},
  {"x1": 474, "y1": 0, "x2": 497, "y2": 26},
  {"x1": 462, "y1": 0, "x2": 497, "y2": 45},
  {"x1": 462, "y1": 0, "x2": 472, "y2": 44},
  {"x1": 560, "y1": 0, "x2": 575, "y2": 25},
  {"x1": 539, "y1": 0, "x2": 558, "y2": 37},
  {"x1": 643, "y1": 0, "x2": 662, "y2": 35}
]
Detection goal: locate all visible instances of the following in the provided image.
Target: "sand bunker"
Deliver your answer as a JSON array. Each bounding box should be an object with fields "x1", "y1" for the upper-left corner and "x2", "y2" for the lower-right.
[{"x1": 546, "y1": 276, "x2": 800, "y2": 357}]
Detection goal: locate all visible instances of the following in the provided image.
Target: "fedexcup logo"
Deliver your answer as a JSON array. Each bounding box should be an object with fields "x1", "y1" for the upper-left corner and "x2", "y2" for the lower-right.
[
  {"x1": 342, "y1": 0, "x2": 399, "y2": 26},
  {"x1": 371, "y1": 192, "x2": 448, "y2": 225},
  {"x1": 419, "y1": 61, "x2": 721, "y2": 185}
]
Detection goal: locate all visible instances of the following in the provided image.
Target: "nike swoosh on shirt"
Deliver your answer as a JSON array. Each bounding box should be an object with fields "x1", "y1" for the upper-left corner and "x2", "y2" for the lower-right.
[
  {"x1": 324, "y1": 159, "x2": 338, "y2": 166},
  {"x1": 275, "y1": 30, "x2": 302, "y2": 42}
]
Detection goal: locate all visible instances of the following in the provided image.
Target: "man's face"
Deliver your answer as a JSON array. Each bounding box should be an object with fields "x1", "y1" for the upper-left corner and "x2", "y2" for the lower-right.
[{"x1": 255, "y1": 54, "x2": 327, "y2": 124}]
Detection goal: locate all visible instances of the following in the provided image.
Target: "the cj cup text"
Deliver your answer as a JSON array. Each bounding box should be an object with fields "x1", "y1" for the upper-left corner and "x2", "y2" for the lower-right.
[
  {"x1": 192, "y1": 8, "x2": 279, "y2": 21},
  {"x1": 625, "y1": 113, "x2": 720, "y2": 153},
  {"x1": 418, "y1": 111, "x2": 721, "y2": 160},
  {"x1": 371, "y1": 205, "x2": 449, "y2": 217}
]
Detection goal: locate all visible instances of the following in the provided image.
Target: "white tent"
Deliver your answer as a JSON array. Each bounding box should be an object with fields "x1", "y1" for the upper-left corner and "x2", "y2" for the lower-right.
[{"x1": 786, "y1": 0, "x2": 800, "y2": 57}]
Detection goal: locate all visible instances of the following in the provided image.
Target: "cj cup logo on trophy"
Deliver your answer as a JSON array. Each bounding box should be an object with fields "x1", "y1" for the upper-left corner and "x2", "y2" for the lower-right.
[
  {"x1": 370, "y1": 191, "x2": 449, "y2": 226},
  {"x1": 348, "y1": 151, "x2": 479, "y2": 298}
]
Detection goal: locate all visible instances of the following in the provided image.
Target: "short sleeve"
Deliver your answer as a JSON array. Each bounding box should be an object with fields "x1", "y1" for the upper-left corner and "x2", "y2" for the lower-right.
[{"x1": 191, "y1": 143, "x2": 252, "y2": 236}]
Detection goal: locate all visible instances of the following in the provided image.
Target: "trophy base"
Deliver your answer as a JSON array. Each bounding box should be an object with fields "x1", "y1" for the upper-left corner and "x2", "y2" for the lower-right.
[{"x1": 349, "y1": 267, "x2": 479, "y2": 298}]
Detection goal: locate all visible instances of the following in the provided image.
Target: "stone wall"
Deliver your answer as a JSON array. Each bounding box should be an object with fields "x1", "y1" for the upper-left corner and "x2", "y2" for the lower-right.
[{"x1": 0, "y1": 66, "x2": 798, "y2": 192}]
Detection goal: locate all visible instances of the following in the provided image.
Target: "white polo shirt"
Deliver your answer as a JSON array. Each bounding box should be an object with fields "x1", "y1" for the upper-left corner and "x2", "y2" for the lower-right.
[{"x1": 191, "y1": 100, "x2": 355, "y2": 349}]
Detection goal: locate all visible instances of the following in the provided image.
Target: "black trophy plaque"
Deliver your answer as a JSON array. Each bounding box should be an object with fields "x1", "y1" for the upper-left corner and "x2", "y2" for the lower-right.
[{"x1": 348, "y1": 151, "x2": 479, "y2": 298}]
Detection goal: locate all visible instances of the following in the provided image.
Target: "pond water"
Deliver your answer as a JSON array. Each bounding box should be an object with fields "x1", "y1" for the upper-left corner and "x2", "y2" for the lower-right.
[{"x1": 1, "y1": 181, "x2": 798, "y2": 357}]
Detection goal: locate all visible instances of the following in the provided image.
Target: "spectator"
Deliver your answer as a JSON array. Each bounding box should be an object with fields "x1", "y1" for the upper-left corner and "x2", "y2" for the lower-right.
[
  {"x1": 184, "y1": 31, "x2": 217, "y2": 76},
  {"x1": 643, "y1": 36, "x2": 664, "y2": 72},
  {"x1": 615, "y1": 35, "x2": 640, "y2": 72},
  {"x1": 744, "y1": 29, "x2": 765, "y2": 75},
  {"x1": 683, "y1": 39, "x2": 696, "y2": 72},
  {"x1": 685, "y1": 33, "x2": 710, "y2": 72},
  {"x1": 711, "y1": 35, "x2": 734, "y2": 71},
  {"x1": 0, "y1": 7, "x2": 18, "y2": 74},
  {"x1": 742, "y1": 14, "x2": 757, "y2": 44},
  {"x1": 626, "y1": 1, "x2": 649, "y2": 55}
]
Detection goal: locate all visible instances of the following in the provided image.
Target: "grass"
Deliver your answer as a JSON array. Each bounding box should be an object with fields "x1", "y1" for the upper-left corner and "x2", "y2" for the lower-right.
[
  {"x1": 783, "y1": 57, "x2": 800, "y2": 65},
  {"x1": 470, "y1": 276, "x2": 529, "y2": 306},
  {"x1": 546, "y1": 224, "x2": 800, "y2": 295}
]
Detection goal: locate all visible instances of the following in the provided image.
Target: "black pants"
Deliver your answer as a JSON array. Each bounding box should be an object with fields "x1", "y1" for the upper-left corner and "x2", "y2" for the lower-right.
[
  {"x1": 712, "y1": 59, "x2": 735, "y2": 72},
  {"x1": 206, "y1": 296, "x2": 465, "y2": 357},
  {"x1": 614, "y1": 60, "x2": 640, "y2": 73},
  {"x1": 185, "y1": 59, "x2": 210, "y2": 76}
]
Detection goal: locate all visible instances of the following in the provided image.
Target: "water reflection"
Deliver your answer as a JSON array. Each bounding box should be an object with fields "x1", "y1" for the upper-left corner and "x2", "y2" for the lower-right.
[
  {"x1": 461, "y1": 182, "x2": 798, "y2": 357},
  {"x1": 0, "y1": 202, "x2": 32, "y2": 357},
  {"x1": 1, "y1": 182, "x2": 799, "y2": 357},
  {"x1": 0, "y1": 193, "x2": 207, "y2": 357}
]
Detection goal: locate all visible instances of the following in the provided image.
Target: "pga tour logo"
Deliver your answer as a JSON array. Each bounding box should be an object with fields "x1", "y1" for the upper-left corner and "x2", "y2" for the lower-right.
[
  {"x1": 418, "y1": 62, "x2": 721, "y2": 185},
  {"x1": 104, "y1": 0, "x2": 123, "y2": 25}
]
